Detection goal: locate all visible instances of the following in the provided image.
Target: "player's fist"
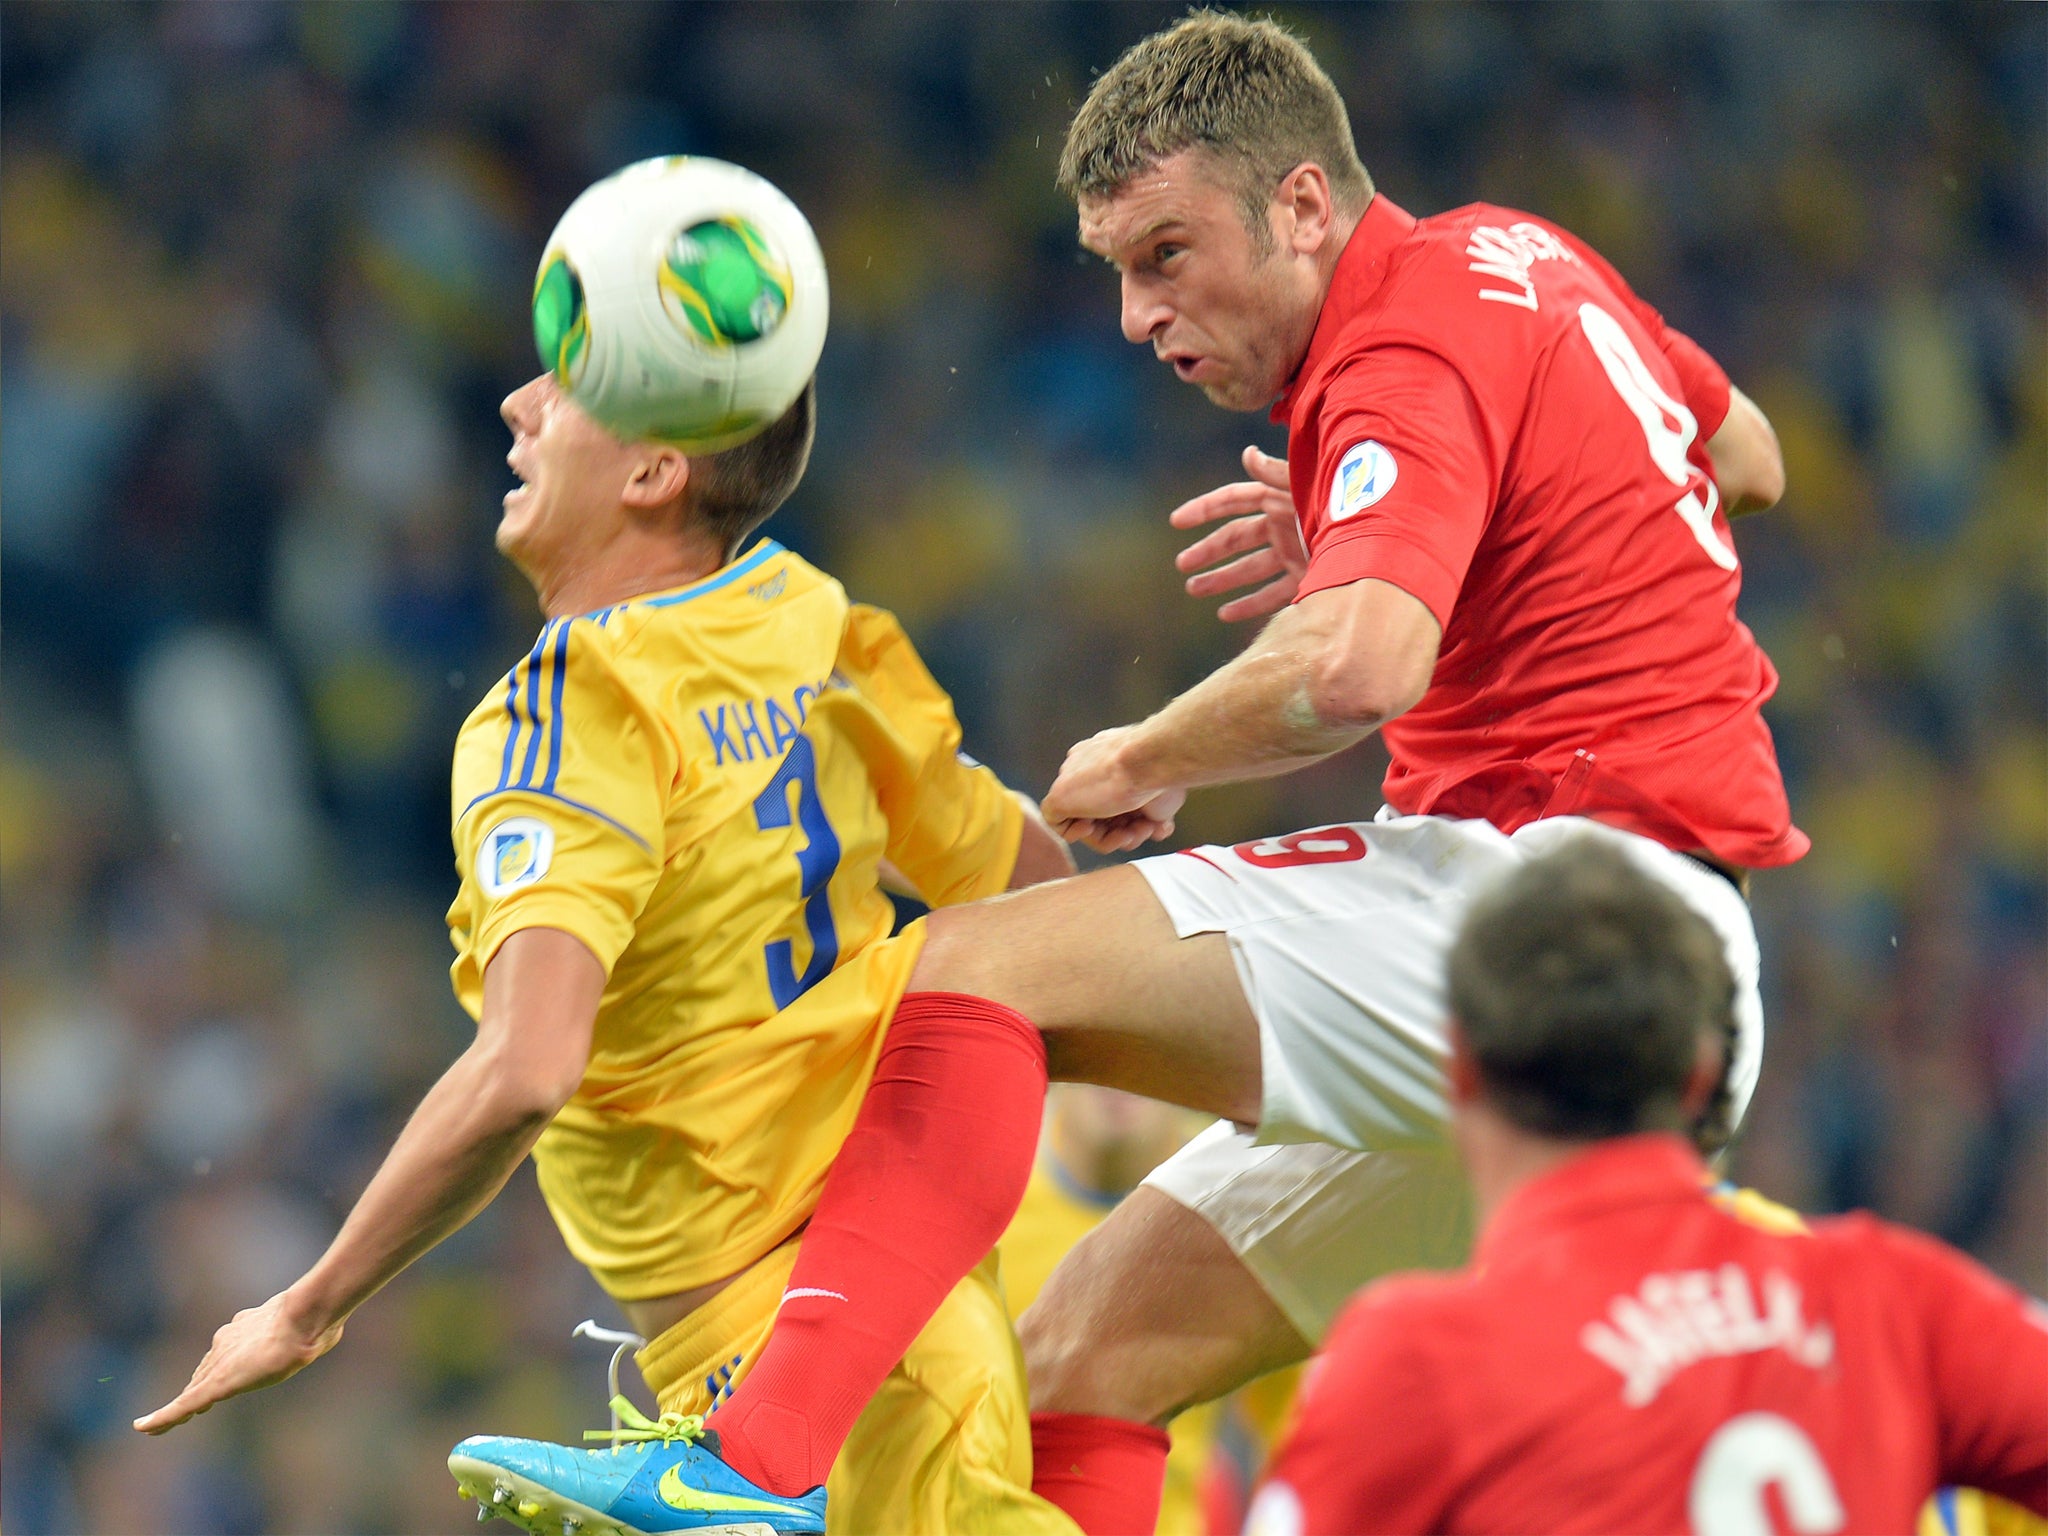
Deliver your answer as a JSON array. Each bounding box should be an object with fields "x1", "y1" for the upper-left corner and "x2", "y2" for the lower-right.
[
  {"x1": 1170, "y1": 446, "x2": 1307, "y2": 622},
  {"x1": 134, "y1": 1290, "x2": 344, "y2": 1435},
  {"x1": 1044, "y1": 727, "x2": 1187, "y2": 853}
]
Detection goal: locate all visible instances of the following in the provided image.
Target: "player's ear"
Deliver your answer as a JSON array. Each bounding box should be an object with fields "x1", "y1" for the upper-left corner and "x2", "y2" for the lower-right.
[
  {"x1": 1277, "y1": 162, "x2": 1336, "y2": 256},
  {"x1": 1678, "y1": 1025, "x2": 1726, "y2": 1123},
  {"x1": 623, "y1": 445, "x2": 691, "y2": 513},
  {"x1": 1444, "y1": 1019, "x2": 1483, "y2": 1109}
]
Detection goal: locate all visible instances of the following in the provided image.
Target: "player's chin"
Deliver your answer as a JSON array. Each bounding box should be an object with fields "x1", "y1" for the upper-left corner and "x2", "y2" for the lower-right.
[
  {"x1": 1192, "y1": 371, "x2": 1267, "y2": 412},
  {"x1": 496, "y1": 488, "x2": 539, "y2": 552}
]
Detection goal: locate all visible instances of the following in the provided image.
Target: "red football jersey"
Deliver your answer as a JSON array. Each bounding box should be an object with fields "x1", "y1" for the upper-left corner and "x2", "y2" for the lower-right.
[
  {"x1": 1253, "y1": 1137, "x2": 2048, "y2": 1536},
  {"x1": 1277, "y1": 196, "x2": 1807, "y2": 868}
]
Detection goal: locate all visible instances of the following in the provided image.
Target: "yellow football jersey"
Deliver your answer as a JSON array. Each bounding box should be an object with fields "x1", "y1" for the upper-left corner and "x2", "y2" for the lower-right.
[{"x1": 446, "y1": 540, "x2": 1021, "y2": 1300}]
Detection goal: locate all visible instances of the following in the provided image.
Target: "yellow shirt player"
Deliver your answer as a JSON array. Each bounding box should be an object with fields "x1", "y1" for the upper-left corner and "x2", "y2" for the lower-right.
[{"x1": 138, "y1": 373, "x2": 1082, "y2": 1536}]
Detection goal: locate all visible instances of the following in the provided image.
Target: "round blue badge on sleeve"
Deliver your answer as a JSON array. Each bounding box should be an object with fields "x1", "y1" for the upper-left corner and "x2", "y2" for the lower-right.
[
  {"x1": 480, "y1": 817, "x2": 554, "y2": 896},
  {"x1": 1329, "y1": 440, "x2": 1398, "y2": 522}
]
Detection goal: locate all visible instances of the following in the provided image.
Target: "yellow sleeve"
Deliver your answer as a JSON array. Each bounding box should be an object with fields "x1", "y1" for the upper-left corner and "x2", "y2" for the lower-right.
[
  {"x1": 452, "y1": 618, "x2": 667, "y2": 980},
  {"x1": 837, "y1": 603, "x2": 1022, "y2": 907}
]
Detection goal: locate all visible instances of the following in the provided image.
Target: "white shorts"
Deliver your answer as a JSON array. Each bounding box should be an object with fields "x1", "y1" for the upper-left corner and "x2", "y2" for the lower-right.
[{"x1": 1137, "y1": 813, "x2": 1763, "y2": 1342}]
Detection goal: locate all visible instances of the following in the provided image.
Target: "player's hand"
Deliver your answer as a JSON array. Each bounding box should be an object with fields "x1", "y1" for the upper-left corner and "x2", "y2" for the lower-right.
[
  {"x1": 134, "y1": 1290, "x2": 344, "y2": 1435},
  {"x1": 1044, "y1": 726, "x2": 1187, "y2": 853},
  {"x1": 1170, "y1": 446, "x2": 1308, "y2": 623}
]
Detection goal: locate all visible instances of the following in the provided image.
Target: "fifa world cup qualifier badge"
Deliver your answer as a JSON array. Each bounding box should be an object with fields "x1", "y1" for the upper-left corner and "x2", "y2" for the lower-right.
[
  {"x1": 480, "y1": 817, "x2": 554, "y2": 897},
  {"x1": 1329, "y1": 440, "x2": 1398, "y2": 522}
]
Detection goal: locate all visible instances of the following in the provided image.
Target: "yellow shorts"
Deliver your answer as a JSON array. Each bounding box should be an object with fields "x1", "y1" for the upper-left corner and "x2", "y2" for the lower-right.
[{"x1": 637, "y1": 1242, "x2": 1079, "y2": 1536}]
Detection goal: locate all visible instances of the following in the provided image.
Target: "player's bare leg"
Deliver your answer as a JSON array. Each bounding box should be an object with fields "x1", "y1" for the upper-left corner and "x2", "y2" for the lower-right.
[
  {"x1": 911, "y1": 864, "x2": 1263, "y2": 1123},
  {"x1": 1020, "y1": 1188, "x2": 1308, "y2": 1424},
  {"x1": 1019, "y1": 1186, "x2": 1309, "y2": 1527},
  {"x1": 904, "y1": 867, "x2": 1300, "y2": 1532},
  {"x1": 687, "y1": 863, "x2": 1261, "y2": 1509}
]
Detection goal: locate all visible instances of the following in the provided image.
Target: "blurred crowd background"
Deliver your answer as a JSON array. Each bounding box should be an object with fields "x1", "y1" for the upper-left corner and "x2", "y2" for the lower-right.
[{"x1": 3, "y1": 3, "x2": 2042, "y2": 1532}]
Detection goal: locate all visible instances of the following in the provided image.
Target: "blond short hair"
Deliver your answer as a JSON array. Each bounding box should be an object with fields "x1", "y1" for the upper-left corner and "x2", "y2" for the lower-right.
[{"x1": 1058, "y1": 10, "x2": 1373, "y2": 245}]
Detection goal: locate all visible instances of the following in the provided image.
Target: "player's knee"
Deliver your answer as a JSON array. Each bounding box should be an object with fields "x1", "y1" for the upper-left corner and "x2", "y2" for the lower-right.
[
  {"x1": 1019, "y1": 1297, "x2": 1117, "y2": 1418},
  {"x1": 910, "y1": 907, "x2": 1050, "y2": 1032},
  {"x1": 1018, "y1": 1292, "x2": 1170, "y2": 1425}
]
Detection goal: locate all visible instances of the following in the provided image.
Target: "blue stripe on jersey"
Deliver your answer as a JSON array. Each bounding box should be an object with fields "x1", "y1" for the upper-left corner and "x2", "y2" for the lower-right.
[
  {"x1": 569, "y1": 540, "x2": 785, "y2": 623},
  {"x1": 495, "y1": 667, "x2": 523, "y2": 791},
  {"x1": 516, "y1": 619, "x2": 553, "y2": 786},
  {"x1": 468, "y1": 618, "x2": 653, "y2": 852},
  {"x1": 458, "y1": 786, "x2": 653, "y2": 853},
  {"x1": 539, "y1": 620, "x2": 571, "y2": 792},
  {"x1": 495, "y1": 625, "x2": 554, "y2": 792},
  {"x1": 637, "y1": 539, "x2": 783, "y2": 610}
]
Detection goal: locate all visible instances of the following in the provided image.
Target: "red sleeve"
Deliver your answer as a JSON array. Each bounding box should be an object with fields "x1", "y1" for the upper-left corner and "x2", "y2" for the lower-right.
[
  {"x1": 1656, "y1": 325, "x2": 1732, "y2": 440},
  {"x1": 1868, "y1": 1219, "x2": 2048, "y2": 1514},
  {"x1": 1553, "y1": 226, "x2": 1732, "y2": 438},
  {"x1": 1254, "y1": 1291, "x2": 1460, "y2": 1535},
  {"x1": 1295, "y1": 344, "x2": 1493, "y2": 631}
]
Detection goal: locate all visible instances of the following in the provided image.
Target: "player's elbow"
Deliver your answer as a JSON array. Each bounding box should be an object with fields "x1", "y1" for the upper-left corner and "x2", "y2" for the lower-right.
[
  {"x1": 1710, "y1": 387, "x2": 1785, "y2": 515},
  {"x1": 1304, "y1": 635, "x2": 1434, "y2": 733},
  {"x1": 1729, "y1": 428, "x2": 1785, "y2": 513},
  {"x1": 1293, "y1": 579, "x2": 1440, "y2": 734},
  {"x1": 472, "y1": 1037, "x2": 586, "y2": 1126},
  {"x1": 1748, "y1": 442, "x2": 1786, "y2": 512},
  {"x1": 1306, "y1": 656, "x2": 1421, "y2": 732}
]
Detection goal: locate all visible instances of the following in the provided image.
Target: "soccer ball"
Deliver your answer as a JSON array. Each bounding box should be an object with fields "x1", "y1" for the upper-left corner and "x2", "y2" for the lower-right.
[{"x1": 531, "y1": 156, "x2": 829, "y2": 453}]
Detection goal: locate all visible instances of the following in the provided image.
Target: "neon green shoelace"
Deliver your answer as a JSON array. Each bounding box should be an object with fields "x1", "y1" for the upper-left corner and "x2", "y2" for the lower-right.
[{"x1": 582, "y1": 1394, "x2": 706, "y2": 1450}]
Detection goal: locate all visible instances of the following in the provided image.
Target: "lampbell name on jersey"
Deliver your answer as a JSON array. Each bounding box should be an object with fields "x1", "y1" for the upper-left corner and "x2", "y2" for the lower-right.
[
  {"x1": 698, "y1": 676, "x2": 833, "y2": 767},
  {"x1": 1579, "y1": 1263, "x2": 1835, "y2": 1407},
  {"x1": 1464, "y1": 219, "x2": 1582, "y2": 311}
]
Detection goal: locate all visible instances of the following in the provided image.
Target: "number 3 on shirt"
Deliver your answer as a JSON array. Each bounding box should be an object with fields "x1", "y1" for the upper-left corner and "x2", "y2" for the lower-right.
[
  {"x1": 1578, "y1": 301, "x2": 1740, "y2": 573},
  {"x1": 753, "y1": 735, "x2": 841, "y2": 1007}
]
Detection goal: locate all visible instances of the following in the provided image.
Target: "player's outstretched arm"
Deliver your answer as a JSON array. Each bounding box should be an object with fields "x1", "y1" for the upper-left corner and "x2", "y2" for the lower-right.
[
  {"x1": 1044, "y1": 576, "x2": 1440, "y2": 851},
  {"x1": 1169, "y1": 445, "x2": 1308, "y2": 622},
  {"x1": 135, "y1": 927, "x2": 602, "y2": 1435},
  {"x1": 1707, "y1": 386, "x2": 1785, "y2": 517}
]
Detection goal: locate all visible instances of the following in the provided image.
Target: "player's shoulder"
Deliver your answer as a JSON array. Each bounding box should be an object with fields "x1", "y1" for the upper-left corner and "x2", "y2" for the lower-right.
[
  {"x1": 1708, "y1": 1179, "x2": 1813, "y2": 1237},
  {"x1": 1808, "y1": 1208, "x2": 2014, "y2": 1296},
  {"x1": 603, "y1": 542, "x2": 843, "y2": 646},
  {"x1": 593, "y1": 543, "x2": 855, "y2": 693},
  {"x1": 836, "y1": 598, "x2": 924, "y2": 673},
  {"x1": 1328, "y1": 202, "x2": 1591, "y2": 384},
  {"x1": 1400, "y1": 201, "x2": 1583, "y2": 276}
]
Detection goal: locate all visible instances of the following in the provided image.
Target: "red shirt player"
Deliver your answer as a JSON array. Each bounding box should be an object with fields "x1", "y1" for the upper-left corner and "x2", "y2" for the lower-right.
[
  {"x1": 1269, "y1": 194, "x2": 1807, "y2": 870},
  {"x1": 1250, "y1": 839, "x2": 2048, "y2": 1536}
]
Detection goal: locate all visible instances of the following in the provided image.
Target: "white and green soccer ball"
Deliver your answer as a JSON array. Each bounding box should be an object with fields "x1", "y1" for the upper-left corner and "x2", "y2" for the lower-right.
[{"x1": 531, "y1": 156, "x2": 828, "y2": 453}]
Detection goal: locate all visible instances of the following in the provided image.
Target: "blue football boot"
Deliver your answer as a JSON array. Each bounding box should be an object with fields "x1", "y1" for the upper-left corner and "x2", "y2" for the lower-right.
[
  {"x1": 451, "y1": 1396, "x2": 825, "y2": 1535},
  {"x1": 451, "y1": 1321, "x2": 824, "y2": 1535}
]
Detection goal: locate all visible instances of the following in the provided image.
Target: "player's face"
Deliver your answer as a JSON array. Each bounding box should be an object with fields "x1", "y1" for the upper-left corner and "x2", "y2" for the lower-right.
[
  {"x1": 1079, "y1": 151, "x2": 1322, "y2": 411},
  {"x1": 497, "y1": 374, "x2": 636, "y2": 575}
]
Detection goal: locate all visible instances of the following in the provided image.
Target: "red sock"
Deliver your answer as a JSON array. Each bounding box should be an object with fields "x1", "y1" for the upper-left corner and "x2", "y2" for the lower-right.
[
  {"x1": 705, "y1": 991, "x2": 1046, "y2": 1495},
  {"x1": 1031, "y1": 1412, "x2": 1171, "y2": 1536}
]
